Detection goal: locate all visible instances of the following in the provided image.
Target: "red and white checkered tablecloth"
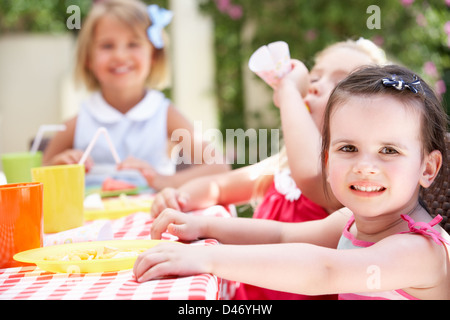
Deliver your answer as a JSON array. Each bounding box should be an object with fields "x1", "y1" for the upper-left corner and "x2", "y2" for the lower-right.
[{"x1": 0, "y1": 206, "x2": 234, "y2": 300}]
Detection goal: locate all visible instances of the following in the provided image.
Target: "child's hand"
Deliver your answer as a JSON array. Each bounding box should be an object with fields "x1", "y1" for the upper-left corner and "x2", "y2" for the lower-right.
[
  {"x1": 273, "y1": 59, "x2": 309, "y2": 107},
  {"x1": 151, "y1": 208, "x2": 205, "y2": 241},
  {"x1": 50, "y1": 149, "x2": 94, "y2": 172},
  {"x1": 118, "y1": 156, "x2": 164, "y2": 190},
  {"x1": 150, "y1": 188, "x2": 190, "y2": 218},
  {"x1": 117, "y1": 156, "x2": 151, "y2": 171},
  {"x1": 133, "y1": 242, "x2": 208, "y2": 282},
  {"x1": 286, "y1": 59, "x2": 310, "y2": 96}
]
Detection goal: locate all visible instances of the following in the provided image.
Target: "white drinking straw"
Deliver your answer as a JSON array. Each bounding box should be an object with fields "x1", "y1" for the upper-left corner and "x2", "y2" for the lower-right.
[
  {"x1": 78, "y1": 127, "x2": 121, "y2": 165},
  {"x1": 30, "y1": 124, "x2": 67, "y2": 153}
]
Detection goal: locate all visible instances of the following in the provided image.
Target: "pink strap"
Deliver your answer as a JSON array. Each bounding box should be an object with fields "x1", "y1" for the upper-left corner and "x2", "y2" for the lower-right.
[{"x1": 400, "y1": 214, "x2": 449, "y2": 245}]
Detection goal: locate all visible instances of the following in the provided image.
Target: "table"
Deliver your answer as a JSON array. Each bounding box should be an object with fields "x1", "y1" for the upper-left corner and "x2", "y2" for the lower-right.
[{"x1": 0, "y1": 204, "x2": 234, "y2": 300}]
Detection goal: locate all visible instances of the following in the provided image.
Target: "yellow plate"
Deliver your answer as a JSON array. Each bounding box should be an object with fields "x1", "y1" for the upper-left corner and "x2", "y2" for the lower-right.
[
  {"x1": 13, "y1": 240, "x2": 167, "y2": 273},
  {"x1": 84, "y1": 198, "x2": 153, "y2": 221}
]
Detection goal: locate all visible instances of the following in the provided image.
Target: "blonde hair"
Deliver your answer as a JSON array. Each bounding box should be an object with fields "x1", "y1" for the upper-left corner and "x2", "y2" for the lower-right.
[
  {"x1": 75, "y1": 0, "x2": 171, "y2": 91},
  {"x1": 316, "y1": 38, "x2": 387, "y2": 66},
  {"x1": 252, "y1": 38, "x2": 387, "y2": 203}
]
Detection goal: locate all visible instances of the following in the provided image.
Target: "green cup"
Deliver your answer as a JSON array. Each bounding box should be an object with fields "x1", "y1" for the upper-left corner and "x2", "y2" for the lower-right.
[{"x1": 1, "y1": 152, "x2": 43, "y2": 184}]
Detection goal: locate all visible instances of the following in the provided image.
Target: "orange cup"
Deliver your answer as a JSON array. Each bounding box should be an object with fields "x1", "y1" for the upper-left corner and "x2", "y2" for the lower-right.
[{"x1": 0, "y1": 182, "x2": 43, "y2": 268}]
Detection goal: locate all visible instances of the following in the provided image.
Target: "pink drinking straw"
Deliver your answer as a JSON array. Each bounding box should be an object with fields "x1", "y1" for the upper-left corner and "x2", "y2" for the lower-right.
[{"x1": 78, "y1": 127, "x2": 121, "y2": 166}]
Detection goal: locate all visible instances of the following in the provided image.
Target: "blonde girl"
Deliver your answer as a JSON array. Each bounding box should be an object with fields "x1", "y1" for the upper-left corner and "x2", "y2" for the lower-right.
[
  {"x1": 135, "y1": 65, "x2": 449, "y2": 300},
  {"x1": 43, "y1": 0, "x2": 229, "y2": 189}
]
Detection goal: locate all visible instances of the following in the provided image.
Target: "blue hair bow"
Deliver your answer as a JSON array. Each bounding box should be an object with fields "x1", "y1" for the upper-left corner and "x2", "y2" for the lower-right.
[
  {"x1": 381, "y1": 75, "x2": 421, "y2": 94},
  {"x1": 147, "y1": 4, "x2": 173, "y2": 49}
]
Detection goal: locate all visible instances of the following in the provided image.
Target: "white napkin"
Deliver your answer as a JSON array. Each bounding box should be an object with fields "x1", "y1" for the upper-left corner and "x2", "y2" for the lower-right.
[{"x1": 248, "y1": 41, "x2": 292, "y2": 89}]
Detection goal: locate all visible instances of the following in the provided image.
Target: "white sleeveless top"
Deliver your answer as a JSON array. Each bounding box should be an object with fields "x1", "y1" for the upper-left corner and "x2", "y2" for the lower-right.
[{"x1": 74, "y1": 90, "x2": 176, "y2": 187}]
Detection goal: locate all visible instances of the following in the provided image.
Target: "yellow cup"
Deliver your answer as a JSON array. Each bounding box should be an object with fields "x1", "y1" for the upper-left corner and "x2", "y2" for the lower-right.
[{"x1": 31, "y1": 164, "x2": 85, "y2": 233}]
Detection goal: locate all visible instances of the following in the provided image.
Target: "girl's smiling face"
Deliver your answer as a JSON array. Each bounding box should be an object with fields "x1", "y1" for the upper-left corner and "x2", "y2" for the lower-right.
[
  {"x1": 326, "y1": 95, "x2": 432, "y2": 218},
  {"x1": 88, "y1": 14, "x2": 153, "y2": 94}
]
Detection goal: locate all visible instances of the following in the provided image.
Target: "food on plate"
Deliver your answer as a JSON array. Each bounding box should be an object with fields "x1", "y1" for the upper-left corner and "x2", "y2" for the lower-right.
[
  {"x1": 43, "y1": 245, "x2": 147, "y2": 261},
  {"x1": 101, "y1": 178, "x2": 137, "y2": 192}
]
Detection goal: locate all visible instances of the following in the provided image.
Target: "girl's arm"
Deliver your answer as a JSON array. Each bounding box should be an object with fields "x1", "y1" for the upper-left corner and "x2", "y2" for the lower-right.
[
  {"x1": 150, "y1": 162, "x2": 262, "y2": 216},
  {"x1": 136, "y1": 226, "x2": 447, "y2": 299},
  {"x1": 274, "y1": 61, "x2": 341, "y2": 212},
  {"x1": 151, "y1": 207, "x2": 350, "y2": 246},
  {"x1": 207, "y1": 234, "x2": 445, "y2": 297},
  {"x1": 150, "y1": 106, "x2": 230, "y2": 190}
]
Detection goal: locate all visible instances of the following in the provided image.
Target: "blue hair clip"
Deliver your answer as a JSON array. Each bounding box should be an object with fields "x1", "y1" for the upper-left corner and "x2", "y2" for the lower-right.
[
  {"x1": 147, "y1": 4, "x2": 173, "y2": 49},
  {"x1": 381, "y1": 75, "x2": 421, "y2": 94}
]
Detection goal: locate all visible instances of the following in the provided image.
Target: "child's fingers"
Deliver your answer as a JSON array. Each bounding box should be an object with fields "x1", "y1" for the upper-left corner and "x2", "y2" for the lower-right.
[
  {"x1": 135, "y1": 260, "x2": 172, "y2": 282},
  {"x1": 167, "y1": 222, "x2": 189, "y2": 238},
  {"x1": 134, "y1": 242, "x2": 189, "y2": 282},
  {"x1": 56, "y1": 150, "x2": 86, "y2": 165},
  {"x1": 150, "y1": 189, "x2": 182, "y2": 218},
  {"x1": 150, "y1": 194, "x2": 171, "y2": 218},
  {"x1": 150, "y1": 208, "x2": 184, "y2": 239},
  {"x1": 164, "y1": 189, "x2": 183, "y2": 210},
  {"x1": 133, "y1": 247, "x2": 170, "y2": 282},
  {"x1": 177, "y1": 194, "x2": 189, "y2": 211}
]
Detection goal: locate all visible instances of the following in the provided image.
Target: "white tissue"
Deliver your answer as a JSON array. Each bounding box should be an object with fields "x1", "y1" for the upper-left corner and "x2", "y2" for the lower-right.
[{"x1": 248, "y1": 41, "x2": 292, "y2": 89}]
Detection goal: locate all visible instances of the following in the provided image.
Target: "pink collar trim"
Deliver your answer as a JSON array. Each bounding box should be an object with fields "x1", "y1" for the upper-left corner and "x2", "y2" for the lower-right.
[
  {"x1": 343, "y1": 214, "x2": 449, "y2": 248},
  {"x1": 342, "y1": 216, "x2": 374, "y2": 248}
]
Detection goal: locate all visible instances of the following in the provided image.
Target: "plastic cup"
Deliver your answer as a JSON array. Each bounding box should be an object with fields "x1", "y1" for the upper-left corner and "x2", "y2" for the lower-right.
[
  {"x1": 31, "y1": 164, "x2": 85, "y2": 234},
  {"x1": 1, "y1": 152, "x2": 42, "y2": 184},
  {"x1": 0, "y1": 182, "x2": 43, "y2": 268}
]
